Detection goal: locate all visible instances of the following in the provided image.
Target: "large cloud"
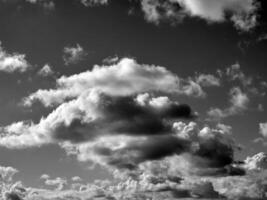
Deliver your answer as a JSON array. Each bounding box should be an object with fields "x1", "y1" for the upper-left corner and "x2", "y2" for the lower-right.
[{"x1": 23, "y1": 58, "x2": 205, "y2": 107}]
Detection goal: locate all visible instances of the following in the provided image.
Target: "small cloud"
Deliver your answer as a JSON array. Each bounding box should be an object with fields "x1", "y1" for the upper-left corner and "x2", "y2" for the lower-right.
[
  {"x1": 195, "y1": 73, "x2": 221, "y2": 87},
  {"x1": 37, "y1": 64, "x2": 54, "y2": 77},
  {"x1": 71, "y1": 176, "x2": 82, "y2": 182},
  {"x1": 259, "y1": 122, "x2": 267, "y2": 137},
  {"x1": 0, "y1": 41, "x2": 30, "y2": 73},
  {"x1": 63, "y1": 44, "x2": 87, "y2": 66},
  {"x1": 40, "y1": 174, "x2": 50, "y2": 180},
  {"x1": 80, "y1": 0, "x2": 108, "y2": 7}
]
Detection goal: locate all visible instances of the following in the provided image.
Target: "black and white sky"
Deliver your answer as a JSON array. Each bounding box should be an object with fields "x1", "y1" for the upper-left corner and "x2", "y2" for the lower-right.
[{"x1": 1, "y1": 0, "x2": 267, "y2": 199}]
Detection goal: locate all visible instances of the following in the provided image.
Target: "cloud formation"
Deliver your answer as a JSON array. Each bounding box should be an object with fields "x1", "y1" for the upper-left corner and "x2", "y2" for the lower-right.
[
  {"x1": 140, "y1": 0, "x2": 260, "y2": 31},
  {"x1": 63, "y1": 44, "x2": 87, "y2": 66},
  {"x1": 0, "y1": 57, "x2": 266, "y2": 200},
  {"x1": 23, "y1": 58, "x2": 205, "y2": 107},
  {"x1": 37, "y1": 64, "x2": 54, "y2": 77},
  {"x1": 0, "y1": 42, "x2": 30, "y2": 73}
]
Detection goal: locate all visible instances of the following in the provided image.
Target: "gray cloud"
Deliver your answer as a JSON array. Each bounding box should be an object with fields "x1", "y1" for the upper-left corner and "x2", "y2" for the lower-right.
[{"x1": 63, "y1": 44, "x2": 87, "y2": 66}]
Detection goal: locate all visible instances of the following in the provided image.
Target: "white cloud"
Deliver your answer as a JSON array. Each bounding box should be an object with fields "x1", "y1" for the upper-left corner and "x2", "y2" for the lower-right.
[
  {"x1": 140, "y1": 0, "x2": 259, "y2": 31},
  {"x1": 63, "y1": 44, "x2": 87, "y2": 65},
  {"x1": 80, "y1": 0, "x2": 108, "y2": 6},
  {"x1": 37, "y1": 64, "x2": 54, "y2": 77},
  {"x1": 23, "y1": 58, "x2": 205, "y2": 107},
  {"x1": 71, "y1": 176, "x2": 82, "y2": 182},
  {"x1": 243, "y1": 152, "x2": 267, "y2": 171},
  {"x1": 259, "y1": 122, "x2": 267, "y2": 137},
  {"x1": 177, "y1": 0, "x2": 259, "y2": 31},
  {"x1": 0, "y1": 41, "x2": 30, "y2": 73}
]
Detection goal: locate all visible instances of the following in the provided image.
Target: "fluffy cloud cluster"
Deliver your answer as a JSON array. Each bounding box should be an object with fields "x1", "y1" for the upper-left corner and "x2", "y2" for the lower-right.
[
  {"x1": 0, "y1": 58, "x2": 234, "y2": 173},
  {"x1": 0, "y1": 58, "x2": 203, "y2": 148},
  {"x1": 0, "y1": 41, "x2": 30, "y2": 73},
  {"x1": 23, "y1": 57, "x2": 206, "y2": 107},
  {"x1": 1, "y1": 57, "x2": 266, "y2": 199},
  {"x1": 140, "y1": 0, "x2": 260, "y2": 31},
  {"x1": 67, "y1": 121, "x2": 238, "y2": 175}
]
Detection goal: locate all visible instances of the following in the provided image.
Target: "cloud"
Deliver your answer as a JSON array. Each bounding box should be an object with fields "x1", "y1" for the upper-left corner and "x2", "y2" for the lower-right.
[
  {"x1": 0, "y1": 41, "x2": 30, "y2": 73},
  {"x1": 208, "y1": 86, "x2": 249, "y2": 120},
  {"x1": 0, "y1": 166, "x2": 18, "y2": 182},
  {"x1": 259, "y1": 122, "x2": 267, "y2": 137},
  {"x1": 25, "y1": 0, "x2": 55, "y2": 11},
  {"x1": 80, "y1": 0, "x2": 108, "y2": 6},
  {"x1": 63, "y1": 44, "x2": 87, "y2": 66},
  {"x1": 140, "y1": 0, "x2": 260, "y2": 31},
  {"x1": 195, "y1": 73, "x2": 221, "y2": 87},
  {"x1": 226, "y1": 63, "x2": 253, "y2": 86},
  {"x1": 243, "y1": 152, "x2": 267, "y2": 171},
  {"x1": 23, "y1": 58, "x2": 205, "y2": 107},
  {"x1": 0, "y1": 91, "x2": 196, "y2": 149},
  {"x1": 61, "y1": 121, "x2": 237, "y2": 175},
  {"x1": 71, "y1": 176, "x2": 82, "y2": 182},
  {"x1": 43, "y1": 177, "x2": 67, "y2": 191},
  {"x1": 37, "y1": 64, "x2": 54, "y2": 77}
]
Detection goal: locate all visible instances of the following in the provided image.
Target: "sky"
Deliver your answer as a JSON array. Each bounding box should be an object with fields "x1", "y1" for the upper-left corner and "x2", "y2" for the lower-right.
[{"x1": 1, "y1": 0, "x2": 267, "y2": 199}]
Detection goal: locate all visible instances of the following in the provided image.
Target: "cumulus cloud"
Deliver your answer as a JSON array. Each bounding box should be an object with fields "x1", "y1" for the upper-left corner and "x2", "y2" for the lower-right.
[
  {"x1": 140, "y1": 0, "x2": 260, "y2": 31},
  {"x1": 23, "y1": 58, "x2": 205, "y2": 107},
  {"x1": 243, "y1": 152, "x2": 267, "y2": 171},
  {"x1": 0, "y1": 41, "x2": 30, "y2": 73},
  {"x1": 63, "y1": 44, "x2": 87, "y2": 66},
  {"x1": 37, "y1": 64, "x2": 54, "y2": 77},
  {"x1": 60, "y1": 121, "x2": 237, "y2": 176},
  {"x1": 0, "y1": 91, "x2": 196, "y2": 149},
  {"x1": 195, "y1": 73, "x2": 221, "y2": 87},
  {"x1": 1, "y1": 56, "x2": 266, "y2": 199}
]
